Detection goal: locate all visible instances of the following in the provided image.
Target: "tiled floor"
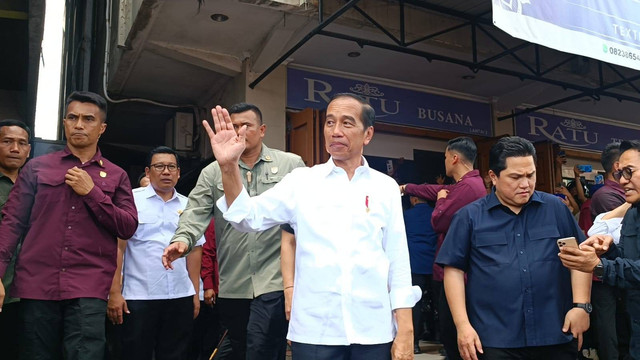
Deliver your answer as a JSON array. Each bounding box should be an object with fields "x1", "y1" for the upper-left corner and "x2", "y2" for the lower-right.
[{"x1": 415, "y1": 341, "x2": 446, "y2": 360}]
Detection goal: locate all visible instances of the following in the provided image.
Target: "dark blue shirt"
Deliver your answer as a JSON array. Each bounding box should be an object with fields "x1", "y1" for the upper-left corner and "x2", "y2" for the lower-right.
[
  {"x1": 404, "y1": 203, "x2": 437, "y2": 275},
  {"x1": 601, "y1": 204, "x2": 640, "y2": 358},
  {"x1": 436, "y1": 190, "x2": 585, "y2": 348},
  {"x1": 602, "y1": 204, "x2": 640, "y2": 289}
]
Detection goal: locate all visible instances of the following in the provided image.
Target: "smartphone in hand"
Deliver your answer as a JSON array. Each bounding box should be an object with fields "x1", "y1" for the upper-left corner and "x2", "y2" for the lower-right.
[
  {"x1": 577, "y1": 164, "x2": 593, "y2": 172},
  {"x1": 557, "y1": 237, "x2": 578, "y2": 250}
]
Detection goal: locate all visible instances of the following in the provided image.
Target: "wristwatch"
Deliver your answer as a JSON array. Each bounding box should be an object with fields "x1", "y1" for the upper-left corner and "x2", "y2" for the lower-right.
[
  {"x1": 573, "y1": 303, "x2": 593, "y2": 314},
  {"x1": 593, "y1": 259, "x2": 604, "y2": 280}
]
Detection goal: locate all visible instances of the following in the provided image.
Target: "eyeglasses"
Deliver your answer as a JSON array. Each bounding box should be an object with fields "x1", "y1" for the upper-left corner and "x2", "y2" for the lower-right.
[
  {"x1": 613, "y1": 167, "x2": 636, "y2": 181},
  {"x1": 149, "y1": 163, "x2": 179, "y2": 172}
]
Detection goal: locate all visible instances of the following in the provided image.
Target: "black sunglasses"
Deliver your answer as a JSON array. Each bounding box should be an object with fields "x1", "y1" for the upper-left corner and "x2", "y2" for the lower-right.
[{"x1": 613, "y1": 167, "x2": 635, "y2": 181}]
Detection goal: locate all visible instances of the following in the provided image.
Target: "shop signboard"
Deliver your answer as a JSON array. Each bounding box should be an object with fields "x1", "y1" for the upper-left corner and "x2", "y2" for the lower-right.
[
  {"x1": 493, "y1": 0, "x2": 640, "y2": 71},
  {"x1": 514, "y1": 111, "x2": 640, "y2": 151},
  {"x1": 287, "y1": 68, "x2": 492, "y2": 137}
]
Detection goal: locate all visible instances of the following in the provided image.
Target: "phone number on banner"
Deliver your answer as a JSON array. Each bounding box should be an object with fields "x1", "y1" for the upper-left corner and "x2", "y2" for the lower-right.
[{"x1": 605, "y1": 44, "x2": 640, "y2": 62}]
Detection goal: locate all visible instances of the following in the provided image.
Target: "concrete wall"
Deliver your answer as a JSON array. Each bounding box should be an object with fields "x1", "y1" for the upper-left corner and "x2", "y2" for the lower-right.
[
  {"x1": 216, "y1": 63, "x2": 288, "y2": 152},
  {"x1": 246, "y1": 65, "x2": 287, "y2": 151}
]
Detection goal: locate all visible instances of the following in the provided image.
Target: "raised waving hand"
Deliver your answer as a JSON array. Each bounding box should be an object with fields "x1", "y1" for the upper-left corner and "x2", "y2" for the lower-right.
[{"x1": 202, "y1": 106, "x2": 245, "y2": 167}]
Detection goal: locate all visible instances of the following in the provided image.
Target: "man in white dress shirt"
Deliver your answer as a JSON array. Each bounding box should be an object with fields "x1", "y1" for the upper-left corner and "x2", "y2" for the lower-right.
[
  {"x1": 108, "y1": 146, "x2": 204, "y2": 360},
  {"x1": 164, "y1": 93, "x2": 420, "y2": 360}
]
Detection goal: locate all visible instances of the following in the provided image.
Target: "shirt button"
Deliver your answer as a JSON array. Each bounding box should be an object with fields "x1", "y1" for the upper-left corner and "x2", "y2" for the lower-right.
[
  {"x1": 523, "y1": 268, "x2": 527, "y2": 272},
  {"x1": 517, "y1": 233, "x2": 521, "y2": 237},
  {"x1": 71, "y1": 206, "x2": 75, "y2": 210},
  {"x1": 68, "y1": 226, "x2": 72, "y2": 230},
  {"x1": 61, "y1": 268, "x2": 66, "y2": 272},
  {"x1": 519, "y1": 250, "x2": 524, "y2": 255},
  {"x1": 64, "y1": 247, "x2": 68, "y2": 251}
]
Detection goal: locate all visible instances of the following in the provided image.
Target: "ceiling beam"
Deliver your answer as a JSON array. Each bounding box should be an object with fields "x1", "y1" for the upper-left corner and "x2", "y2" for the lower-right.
[
  {"x1": 146, "y1": 41, "x2": 242, "y2": 76},
  {"x1": 248, "y1": 0, "x2": 640, "y2": 117},
  {"x1": 248, "y1": 0, "x2": 362, "y2": 89}
]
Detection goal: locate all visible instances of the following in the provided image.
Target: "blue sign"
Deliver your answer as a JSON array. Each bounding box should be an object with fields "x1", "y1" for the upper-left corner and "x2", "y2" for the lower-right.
[
  {"x1": 514, "y1": 111, "x2": 640, "y2": 151},
  {"x1": 494, "y1": 0, "x2": 640, "y2": 70},
  {"x1": 287, "y1": 68, "x2": 492, "y2": 137}
]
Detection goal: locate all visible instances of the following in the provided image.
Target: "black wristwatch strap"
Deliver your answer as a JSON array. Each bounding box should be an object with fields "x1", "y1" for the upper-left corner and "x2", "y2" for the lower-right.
[
  {"x1": 573, "y1": 303, "x2": 593, "y2": 314},
  {"x1": 593, "y1": 260, "x2": 604, "y2": 280}
]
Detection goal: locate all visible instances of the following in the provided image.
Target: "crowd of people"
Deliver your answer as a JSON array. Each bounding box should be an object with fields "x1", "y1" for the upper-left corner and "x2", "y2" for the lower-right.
[{"x1": 0, "y1": 90, "x2": 639, "y2": 360}]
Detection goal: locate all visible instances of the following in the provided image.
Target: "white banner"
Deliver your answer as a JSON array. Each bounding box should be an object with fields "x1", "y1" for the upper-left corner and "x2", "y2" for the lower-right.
[{"x1": 493, "y1": 0, "x2": 640, "y2": 71}]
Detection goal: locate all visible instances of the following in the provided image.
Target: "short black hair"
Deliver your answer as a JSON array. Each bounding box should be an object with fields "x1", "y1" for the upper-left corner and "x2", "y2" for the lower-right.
[
  {"x1": 228, "y1": 103, "x2": 263, "y2": 124},
  {"x1": 146, "y1": 146, "x2": 180, "y2": 168},
  {"x1": 66, "y1": 91, "x2": 108, "y2": 122},
  {"x1": 567, "y1": 177, "x2": 590, "y2": 198},
  {"x1": 489, "y1": 136, "x2": 537, "y2": 176},
  {"x1": 330, "y1": 93, "x2": 376, "y2": 128},
  {"x1": 136, "y1": 172, "x2": 148, "y2": 185},
  {"x1": 447, "y1": 136, "x2": 477, "y2": 164},
  {"x1": 601, "y1": 142, "x2": 621, "y2": 173},
  {"x1": 620, "y1": 140, "x2": 640, "y2": 155},
  {"x1": 0, "y1": 119, "x2": 31, "y2": 140}
]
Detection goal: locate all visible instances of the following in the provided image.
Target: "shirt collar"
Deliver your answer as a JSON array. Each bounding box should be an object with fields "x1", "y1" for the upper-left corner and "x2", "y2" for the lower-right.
[
  {"x1": 257, "y1": 143, "x2": 274, "y2": 163},
  {"x1": 322, "y1": 156, "x2": 371, "y2": 178},
  {"x1": 0, "y1": 171, "x2": 14, "y2": 183},
  {"x1": 239, "y1": 144, "x2": 274, "y2": 170},
  {"x1": 486, "y1": 188, "x2": 544, "y2": 211},
  {"x1": 62, "y1": 146, "x2": 106, "y2": 168},
  {"x1": 141, "y1": 183, "x2": 178, "y2": 202},
  {"x1": 459, "y1": 169, "x2": 480, "y2": 182},
  {"x1": 604, "y1": 179, "x2": 624, "y2": 193}
]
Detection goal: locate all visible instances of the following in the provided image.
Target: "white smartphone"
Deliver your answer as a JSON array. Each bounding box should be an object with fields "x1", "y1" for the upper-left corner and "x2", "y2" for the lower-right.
[{"x1": 557, "y1": 236, "x2": 578, "y2": 250}]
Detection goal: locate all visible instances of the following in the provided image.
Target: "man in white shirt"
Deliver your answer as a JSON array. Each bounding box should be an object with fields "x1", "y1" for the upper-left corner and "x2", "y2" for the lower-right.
[
  {"x1": 164, "y1": 93, "x2": 420, "y2": 360},
  {"x1": 108, "y1": 146, "x2": 204, "y2": 360}
]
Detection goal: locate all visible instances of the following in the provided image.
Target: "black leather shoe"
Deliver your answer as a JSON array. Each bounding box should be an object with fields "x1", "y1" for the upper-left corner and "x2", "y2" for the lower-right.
[{"x1": 414, "y1": 343, "x2": 422, "y2": 354}]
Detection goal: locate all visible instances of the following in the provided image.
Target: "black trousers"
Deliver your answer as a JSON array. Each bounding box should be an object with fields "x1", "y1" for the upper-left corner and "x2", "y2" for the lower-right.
[
  {"x1": 411, "y1": 273, "x2": 433, "y2": 343},
  {"x1": 105, "y1": 317, "x2": 123, "y2": 360},
  {"x1": 217, "y1": 291, "x2": 288, "y2": 360},
  {"x1": 591, "y1": 281, "x2": 619, "y2": 359},
  {"x1": 290, "y1": 342, "x2": 392, "y2": 360},
  {"x1": 436, "y1": 281, "x2": 462, "y2": 360},
  {"x1": 0, "y1": 301, "x2": 21, "y2": 359},
  {"x1": 121, "y1": 296, "x2": 194, "y2": 360},
  {"x1": 188, "y1": 300, "x2": 223, "y2": 360},
  {"x1": 21, "y1": 298, "x2": 107, "y2": 360},
  {"x1": 480, "y1": 339, "x2": 578, "y2": 360}
]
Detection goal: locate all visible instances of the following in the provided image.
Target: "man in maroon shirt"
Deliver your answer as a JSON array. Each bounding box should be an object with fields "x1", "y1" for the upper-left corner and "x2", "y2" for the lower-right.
[
  {"x1": 0, "y1": 91, "x2": 138, "y2": 360},
  {"x1": 400, "y1": 136, "x2": 486, "y2": 360},
  {"x1": 591, "y1": 143, "x2": 625, "y2": 220}
]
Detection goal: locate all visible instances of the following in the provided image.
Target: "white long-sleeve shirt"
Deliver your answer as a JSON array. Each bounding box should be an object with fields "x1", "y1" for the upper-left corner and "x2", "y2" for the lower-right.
[
  {"x1": 588, "y1": 212, "x2": 623, "y2": 244},
  {"x1": 218, "y1": 158, "x2": 420, "y2": 345}
]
